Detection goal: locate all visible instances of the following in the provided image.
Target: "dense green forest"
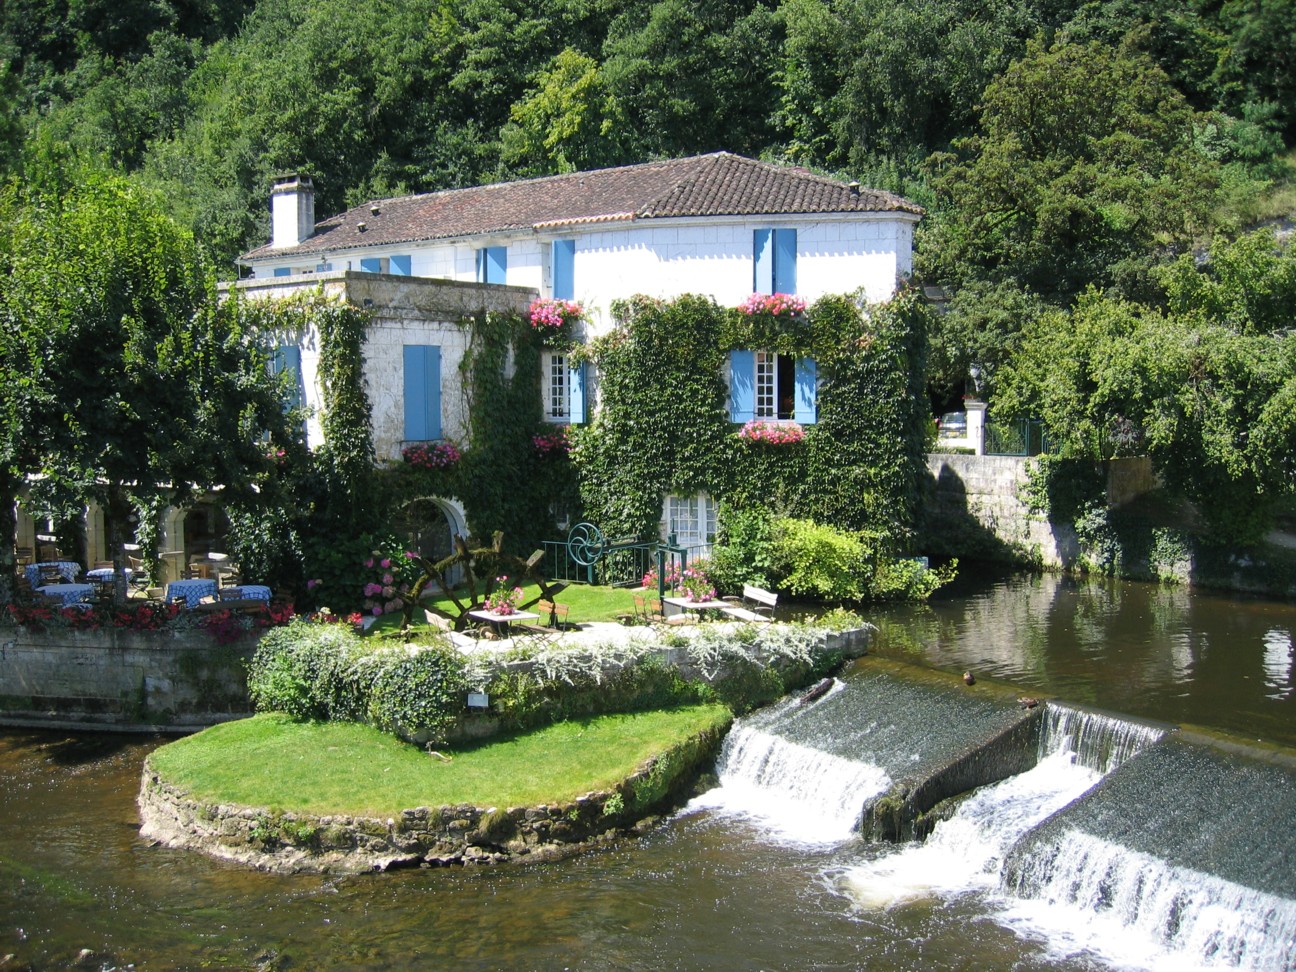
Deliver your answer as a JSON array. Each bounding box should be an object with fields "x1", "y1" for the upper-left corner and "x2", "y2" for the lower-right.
[{"x1": 3, "y1": 0, "x2": 1296, "y2": 544}]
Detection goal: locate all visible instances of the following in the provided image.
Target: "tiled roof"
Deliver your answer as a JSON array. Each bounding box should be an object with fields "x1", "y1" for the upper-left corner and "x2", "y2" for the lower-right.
[{"x1": 241, "y1": 153, "x2": 922, "y2": 260}]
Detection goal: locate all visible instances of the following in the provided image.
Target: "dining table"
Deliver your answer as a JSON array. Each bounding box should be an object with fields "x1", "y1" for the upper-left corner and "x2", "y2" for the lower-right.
[
  {"x1": 661, "y1": 596, "x2": 732, "y2": 619},
  {"x1": 25, "y1": 561, "x2": 82, "y2": 586},
  {"x1": 467, "y1": 608, "x2": 538, "y2": 639},
  {"x1": 222, "y1": 584, "x2": 272, "y2": 601},
  {"x1": 163, "y1": 578, "x2": 219, "y2": 609},
  {"x1": 37, "y1": 583, "x2": 95, "y2": 607}
]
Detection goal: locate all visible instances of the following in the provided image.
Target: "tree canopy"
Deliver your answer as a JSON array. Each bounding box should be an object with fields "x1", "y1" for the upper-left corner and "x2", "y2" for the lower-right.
[{"x1": 0, "y1": 169, "x2": 296, "y2": 592}]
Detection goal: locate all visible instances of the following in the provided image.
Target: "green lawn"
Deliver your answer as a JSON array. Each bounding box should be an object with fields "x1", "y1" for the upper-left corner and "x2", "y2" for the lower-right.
[
  {"x1": 373, "y1": 581, "x2": 640, "y2": 633},
  {"x1": 149, "y1": 707, "x2": 730, "y2": 816}
]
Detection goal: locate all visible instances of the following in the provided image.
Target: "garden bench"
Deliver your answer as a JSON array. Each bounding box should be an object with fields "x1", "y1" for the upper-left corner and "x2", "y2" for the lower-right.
[{"x1": 721, "y1": 584, "x2": 777, "y2": 622}]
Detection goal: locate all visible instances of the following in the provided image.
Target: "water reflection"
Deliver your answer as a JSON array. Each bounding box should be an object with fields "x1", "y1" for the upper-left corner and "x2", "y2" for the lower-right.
[
  {"x1": 1263, "y1": 628, "x2": 1293, "y2": 699},
  {"x1": 868, "y1": 567, "x2": 1296, "y2": 746}
]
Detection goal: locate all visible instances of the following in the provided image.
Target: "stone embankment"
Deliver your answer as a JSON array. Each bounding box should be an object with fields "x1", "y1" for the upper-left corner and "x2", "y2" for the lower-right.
[{"x1": 137, "y1": 720, "x2": 729, "y2": 875}]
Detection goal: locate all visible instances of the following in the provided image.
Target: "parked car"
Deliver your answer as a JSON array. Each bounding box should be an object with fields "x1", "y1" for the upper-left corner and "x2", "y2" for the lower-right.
[{"x1": 937, "y1": 411, "x2": 967, "y2": 440}]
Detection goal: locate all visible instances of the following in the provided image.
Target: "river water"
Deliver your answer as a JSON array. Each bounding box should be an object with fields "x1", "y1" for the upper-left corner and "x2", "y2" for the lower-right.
[{"x1": 2, "y1": 568, "x2": 1294, "y2": 971}]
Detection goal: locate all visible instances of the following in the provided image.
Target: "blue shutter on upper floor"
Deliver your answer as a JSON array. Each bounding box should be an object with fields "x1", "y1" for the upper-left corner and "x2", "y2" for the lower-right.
[
  {"x1": 477, "y1": 247, "x2": 507, "y2": 283},
  {"x1": 272, "y1": 267, "x2": 291, "y2": 277},
  {"x1": 271, "y1": 345, "x2": 304, "y2": 410},
  {"x1": 729, "y1": 350, "x2": 755, "y2": 423},
  {"x1": 486, "y1": 247, "x2": 507, "y2": 284},
  {"x1": 568, "y1": 361, "x2": 587, "y2": 424},
  {"x1": 403, "y1": 345, "x2": 442, "y2": 441},
  {"x1": 773, "y1": 229, "x2": 798, "y2": 295},
  {"x1": 359, "y1": 257, "x2": 382, "y2": 273},
  {"x1": 553, "y1": 239, "x2": 575, "y2": 299},
  {"x1": 794, "y1": 357, "x2": 817, "y2": 424},
  {"x1": 390, "y1": 254, "x2": 411, "y2": 276},
  {"x1": 753, "y1": 229, "x2": 773, "y2": 294}
]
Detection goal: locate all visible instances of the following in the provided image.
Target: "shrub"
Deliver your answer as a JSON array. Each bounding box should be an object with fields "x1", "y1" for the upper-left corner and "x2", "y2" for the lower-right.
[
  {"x1": 365, "y1": 645, "x2": 468, "y2": 743},
  {"x1": 769, "y1": 517, "x2": 868, "y2": 601}
]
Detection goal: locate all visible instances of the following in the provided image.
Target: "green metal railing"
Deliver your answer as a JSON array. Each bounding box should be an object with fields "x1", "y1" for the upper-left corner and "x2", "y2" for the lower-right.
[{"x1": 985, "y1": 418, "x2": 1051, "y2": 457}]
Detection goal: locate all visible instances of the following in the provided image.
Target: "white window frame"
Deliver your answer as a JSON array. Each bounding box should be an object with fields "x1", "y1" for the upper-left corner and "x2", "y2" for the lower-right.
[
  {"x1": 662, "y1": 493, "x2": 717, "y2": 556},
  {"x1": 543, "y1": 351, "x2": 569, "y2": 422},
  {"x1": 753, "y1": 352, "x2": 796, "y2": 421}
]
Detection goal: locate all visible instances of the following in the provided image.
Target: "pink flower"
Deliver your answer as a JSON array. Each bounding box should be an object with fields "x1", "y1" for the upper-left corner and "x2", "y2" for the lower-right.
[
  {"x1": 382, "y1": 572, "x2": 394, "y2": 584},
  {"x1": 364, "y1": 558, "x2": 374, "y2": 569},
  {"x1": 371, "y1": 605, "x2": 382, "y2": 616},
  {"x1": 306, "y1": 578, "x2": 321, "y2": 590},
  {"x1": 380, "y1": 558, "x2": 391, "y2": 569},
  {"x1": 404, "y1": 551, "x2": 418, "y2": 559}
]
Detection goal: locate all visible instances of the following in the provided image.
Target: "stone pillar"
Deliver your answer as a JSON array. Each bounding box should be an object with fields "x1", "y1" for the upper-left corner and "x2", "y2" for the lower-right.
[{"x1": 965, "y1": 399, "x2": 987, "y2": 456}]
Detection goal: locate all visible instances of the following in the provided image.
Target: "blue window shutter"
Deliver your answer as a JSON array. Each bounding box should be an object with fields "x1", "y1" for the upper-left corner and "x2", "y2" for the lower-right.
[
  {"x1": 359, "y1": 257, "x2": 382, "y2": 273},
  {"x1": 403, "y1": 345, "x2": 441, "y2": 441},
  {"x1": 553, "y1": 239, "x2": 575, "y2": 299},
  {"x1": 390, "y1": 254, "x2": 411, "y2": 275},
  {"x1": 486, "y1": 246, "x2": 507, "y2": 284},
  {"x1": 475, "y1": 248, "x2": 486, "y2": 282},
  {"x1": 729, "y1": 350, "x2": 755, "y2": 423},
  {"x1": 568, "y1": 361, "x2": 587, "y2": 424},
  {"x1": 773, "y1": 229, "x2": 798, "y2": 294},
  {"x1": 794, "y1": 357, "x2": 817, "y2": 424},
  {"x1": 271, "y1": 345, "x2": 304, "y2": 410},
  {"x1": 753, "y1": 229, "x2": 773, "y2": 294},
  {"x1": 272, "y1": 267, "x2": 291, "y2": 277}
]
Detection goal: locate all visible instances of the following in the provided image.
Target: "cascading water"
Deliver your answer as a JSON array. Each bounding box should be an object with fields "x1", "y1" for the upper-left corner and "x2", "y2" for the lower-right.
[
  {"x1": 1000, "y1": 829, "x2": 1296, "y2": 971},
  {"x1": 837, "y1": 703, "x2": 1159, "y2": 911},
  {"x1": 1002, "y1": 732, "x2": 1296, "y2": 971},
  {"x1": 689, "y1": 682, "x2": 892, "y2": 845},
  {"x1": 1039, "y1": 702, "x2": 1168, "y2": 774}
]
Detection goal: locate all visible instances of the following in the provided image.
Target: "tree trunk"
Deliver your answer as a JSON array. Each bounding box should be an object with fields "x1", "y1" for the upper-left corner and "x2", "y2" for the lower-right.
[{"x1": 0, "y1": 472, "x2": 17, "y2": 607}]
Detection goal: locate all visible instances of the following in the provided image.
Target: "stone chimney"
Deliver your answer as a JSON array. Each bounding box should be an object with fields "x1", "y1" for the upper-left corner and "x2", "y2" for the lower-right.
[{"x1": 271, "y1": 174, "x2": 315, "y2": 249}]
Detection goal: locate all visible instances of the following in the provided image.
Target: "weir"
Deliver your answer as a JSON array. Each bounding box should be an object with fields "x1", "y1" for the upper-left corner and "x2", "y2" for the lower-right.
[
  {"x1": 707, "y1": 665, "x2": 1296, "y2": 970},
  {"x1": 1003, "y1": 733, "x2": 1296, "y2": 969}
]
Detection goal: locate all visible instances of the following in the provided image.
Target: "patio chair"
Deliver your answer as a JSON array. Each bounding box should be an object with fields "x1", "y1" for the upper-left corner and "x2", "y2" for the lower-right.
[
  {"x1": 514, "y1": 600, "x2": 569, "y2": 647},
  {"x1": 37, "y1": 564, "x2": 64, "y2": 585},
  {"x1": 15, "y1": 547, "x2": 33, "y2": 566},
  {"x1": 424, "y1": 610, "x2": 482, "y2": 651}
]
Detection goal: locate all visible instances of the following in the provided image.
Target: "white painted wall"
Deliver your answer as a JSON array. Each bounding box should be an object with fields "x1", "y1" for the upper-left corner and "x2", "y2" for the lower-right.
[{"x1": 251, "y1": 212, "x2": 918, "y2": 337}]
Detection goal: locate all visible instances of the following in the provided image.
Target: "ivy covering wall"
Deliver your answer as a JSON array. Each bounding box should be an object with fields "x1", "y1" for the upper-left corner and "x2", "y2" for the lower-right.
[{"x1": 574, "y1": 289, "x2": 933, "y2": 545}]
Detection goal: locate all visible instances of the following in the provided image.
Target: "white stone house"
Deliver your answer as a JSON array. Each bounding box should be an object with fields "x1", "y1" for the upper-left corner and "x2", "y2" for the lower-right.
[{"x1": 233, "y1": 153, "x2": 922, "y2": 556}]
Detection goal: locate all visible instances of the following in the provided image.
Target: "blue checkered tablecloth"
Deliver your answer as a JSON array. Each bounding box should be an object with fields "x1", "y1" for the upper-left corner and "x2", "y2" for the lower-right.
[
  {"x1": 37, "y1": 583, "x2": 94, "y2": 606},
  {"x1": 224, "y1": 585, "x2": 271, "y2": 601},
  {"x1": 86, "y1": 567, "x2": 134, "y2": 583},
  {"x1": 164, "y1": 579, "x2": 218, "y2": 608},
  {"x1": 25, "y1": 561, "x2": 81, "y2": 586}
]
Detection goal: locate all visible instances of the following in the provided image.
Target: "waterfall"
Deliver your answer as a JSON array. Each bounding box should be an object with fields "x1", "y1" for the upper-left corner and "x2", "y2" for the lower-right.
[
  {"x1": 1002, "y1": 829, "x2": 1296, "y2": 971},
  {"x1": 689, "y1": 690, "x2": 891, "y2": 846},
  {"x1": 1040, "y1": 702, "x2": 1167, "y2": 774},
  {"x1": 839, "y1": 748, "x2": 1101, "y2": 909}
]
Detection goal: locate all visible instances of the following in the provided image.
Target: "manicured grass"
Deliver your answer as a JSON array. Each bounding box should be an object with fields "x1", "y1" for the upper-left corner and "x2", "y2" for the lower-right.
[
  {"x1": 373, "y1": 581, "x2": 640, "y2": 633},
  {"x1": 149, "y1": 707, "x2": 730, "y2": 816}
]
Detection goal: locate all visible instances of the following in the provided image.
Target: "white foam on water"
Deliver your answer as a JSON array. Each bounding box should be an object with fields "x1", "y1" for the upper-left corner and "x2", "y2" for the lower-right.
[
  {"x1": 688, "y1": 704, "x2": 891, "y2": 847},
  {"x1": 837, "y1": 749, "x2": 1100, "y2": 910},
  {"x1": 999, "y1": 829, "x2": 1296, "y2": 971}
]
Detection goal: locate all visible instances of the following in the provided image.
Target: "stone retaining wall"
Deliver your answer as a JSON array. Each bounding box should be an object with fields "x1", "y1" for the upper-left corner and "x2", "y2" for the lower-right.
[
  {"x1": 137, "y1": 720, "x2": 730, "y2": 874},
  {"x1": 0, "y1": 626, "x2": 256, "y2": 730},
  {"x1": 922, "y1": 454, "x2": 1155, "y2": 568}
]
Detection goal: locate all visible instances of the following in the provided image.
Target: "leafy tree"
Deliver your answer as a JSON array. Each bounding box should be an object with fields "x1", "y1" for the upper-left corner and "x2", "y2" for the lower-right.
[
  {"x1": 1157, "y1": 228, "x2": 1296, "y2": 335},
  {"x1": 920, "y1": 39, "x2": 1221, "y2": 301},
  {"x1": 0, "y1": 169, "x2": 296, "y2": 601},
  {"x1": 776, "y1": 0, "x2": 1044, "y2": 173},
  {"x1": 601, "y1": 0, "x2": 782, "y2": 158},
  {"x1": 996, "y1": 290, "x2": 1296, "y2": 543},
  {"x1": 500, "y1": 47, "x2": 627, "y2": 176}
]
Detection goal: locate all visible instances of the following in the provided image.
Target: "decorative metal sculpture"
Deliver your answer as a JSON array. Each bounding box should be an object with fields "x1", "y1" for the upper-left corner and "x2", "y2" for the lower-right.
[{"x1": 566, "y1": 521, "x2": 608, "y2": 566}]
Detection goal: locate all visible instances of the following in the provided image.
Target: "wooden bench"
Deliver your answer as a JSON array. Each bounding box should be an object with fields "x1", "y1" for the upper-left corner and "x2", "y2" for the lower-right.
[{"x1": 722, "y1": 584, "x2": 777, "y2": 622}]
